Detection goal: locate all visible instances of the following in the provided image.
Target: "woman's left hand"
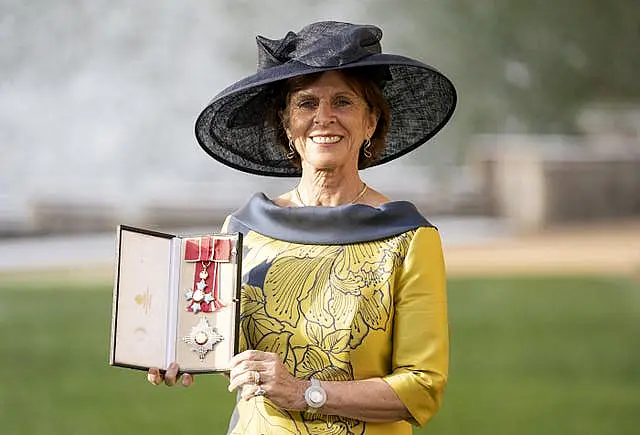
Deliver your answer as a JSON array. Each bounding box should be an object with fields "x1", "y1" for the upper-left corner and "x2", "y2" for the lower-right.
[{"x1": 228, "y1": 350, "x2": 308, "y2": 411}]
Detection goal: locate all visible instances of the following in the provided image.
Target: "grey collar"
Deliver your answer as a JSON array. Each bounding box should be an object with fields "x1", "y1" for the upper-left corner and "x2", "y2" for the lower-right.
[{"x1": 228, "y1": 193, "x2": 434, "y2": 245}]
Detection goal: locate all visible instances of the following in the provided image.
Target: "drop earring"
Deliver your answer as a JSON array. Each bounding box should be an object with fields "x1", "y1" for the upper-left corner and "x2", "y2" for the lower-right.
[
  {"x1": 287, "y1": 139, "x2": 296, "y2": 159},
  {"x1": 363, "y1": 139, "x2": 372, "y2": 159}
]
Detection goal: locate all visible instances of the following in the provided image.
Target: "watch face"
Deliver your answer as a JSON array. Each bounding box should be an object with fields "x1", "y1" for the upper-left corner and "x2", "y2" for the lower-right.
[
  {"x1": 309, "y1": 389, "x2": 324, "y2": 404},
  {"x1": 305, "y1": 381, "x2": 327, "y2": 409}
]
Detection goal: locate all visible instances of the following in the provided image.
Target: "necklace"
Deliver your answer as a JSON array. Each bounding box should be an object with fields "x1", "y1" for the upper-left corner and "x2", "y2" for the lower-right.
[{"x1": 295, "y1": 183, "x2": 368, "y2": 206}]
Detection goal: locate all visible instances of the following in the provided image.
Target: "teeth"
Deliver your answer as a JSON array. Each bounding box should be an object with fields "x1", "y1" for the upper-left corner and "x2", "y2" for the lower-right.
[{"x1": 311, "y1": 136, "x2": 341, "y2": 144}]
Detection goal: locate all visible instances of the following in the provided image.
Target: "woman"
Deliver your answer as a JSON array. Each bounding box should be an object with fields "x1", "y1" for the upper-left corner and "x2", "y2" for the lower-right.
[{"x1": 148, "y1": 21, "x2": 456, "y2": 434}]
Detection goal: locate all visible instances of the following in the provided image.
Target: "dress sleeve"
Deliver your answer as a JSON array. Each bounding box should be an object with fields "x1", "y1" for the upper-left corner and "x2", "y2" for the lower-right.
[{"x1": 382, "y1": 226, "x2": 449, "y2": 427}]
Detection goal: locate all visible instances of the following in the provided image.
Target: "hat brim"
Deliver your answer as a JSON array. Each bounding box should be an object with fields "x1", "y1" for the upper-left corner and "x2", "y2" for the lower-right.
[{"x1": 195, "y1": 54, "x2": 457, "y2": 177}]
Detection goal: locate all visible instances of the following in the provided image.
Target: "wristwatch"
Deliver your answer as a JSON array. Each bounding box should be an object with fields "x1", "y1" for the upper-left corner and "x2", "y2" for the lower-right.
[{"x1": 304, "y1": 378, "x2": 327, "y2": 412}]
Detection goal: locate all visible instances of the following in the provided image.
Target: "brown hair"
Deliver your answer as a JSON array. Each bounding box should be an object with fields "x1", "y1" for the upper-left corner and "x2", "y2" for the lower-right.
[{"x1": 267, "y1": 67, "x2": 391, "y2": 169}]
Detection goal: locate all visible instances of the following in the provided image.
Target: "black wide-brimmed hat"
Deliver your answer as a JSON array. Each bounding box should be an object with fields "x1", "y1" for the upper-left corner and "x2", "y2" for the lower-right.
[{"x1": 195, "y1": 21, "x2": 457, "y2": 177}]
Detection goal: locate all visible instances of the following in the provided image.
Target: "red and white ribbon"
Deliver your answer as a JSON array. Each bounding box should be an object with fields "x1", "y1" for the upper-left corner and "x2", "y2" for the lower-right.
[{"x1": 184, "y1": 237, "x2": 232, "y2": 313}]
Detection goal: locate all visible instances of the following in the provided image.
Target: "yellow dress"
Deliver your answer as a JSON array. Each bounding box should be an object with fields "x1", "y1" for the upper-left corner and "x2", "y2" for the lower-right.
[{"x1": 224, "y1": 194, "x2": 449, "y2": 434}]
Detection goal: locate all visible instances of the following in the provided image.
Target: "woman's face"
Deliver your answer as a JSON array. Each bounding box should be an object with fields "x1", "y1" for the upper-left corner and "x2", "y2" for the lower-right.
[{"x1": 284, "y1": 70, "x2": 378, "y2": 172}]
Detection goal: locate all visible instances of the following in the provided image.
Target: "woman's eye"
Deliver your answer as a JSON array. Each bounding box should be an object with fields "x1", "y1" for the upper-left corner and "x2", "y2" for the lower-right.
[
  {"x1": 296, "y1": 99, "x2": 317, "y2": 109},
  {"x1": 334, "y1": 98, "x2": 352, "y2": 107}
]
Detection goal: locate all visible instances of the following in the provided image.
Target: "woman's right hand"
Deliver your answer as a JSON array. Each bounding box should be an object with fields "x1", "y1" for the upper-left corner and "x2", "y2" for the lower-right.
[{"x1": 147, "y1": 363, "x2": 194, "y2": 387}]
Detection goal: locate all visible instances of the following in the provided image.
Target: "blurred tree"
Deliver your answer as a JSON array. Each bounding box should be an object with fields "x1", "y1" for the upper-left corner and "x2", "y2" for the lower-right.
[{"x1": 366, "y1": 0, "x2": 640, "y2": 134}]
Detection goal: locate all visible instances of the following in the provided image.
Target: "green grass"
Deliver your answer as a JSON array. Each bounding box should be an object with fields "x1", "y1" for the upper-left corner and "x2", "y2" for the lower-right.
[
  {"x1": 425, "y1": 276, "x2": 640, "y2": 435},
  {"x1": 1, "y1": 276, "x2": 638, "y2": 435}
]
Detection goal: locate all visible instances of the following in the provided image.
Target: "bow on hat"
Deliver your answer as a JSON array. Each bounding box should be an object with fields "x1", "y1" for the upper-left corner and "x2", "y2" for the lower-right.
[{"x1": 256, "y1": 22, "x2": 383, "y2": 70}]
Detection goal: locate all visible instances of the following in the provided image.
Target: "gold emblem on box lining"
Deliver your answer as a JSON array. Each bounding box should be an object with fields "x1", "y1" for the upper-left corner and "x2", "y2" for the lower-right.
[
  {"x1": 134, "y1": 288, "x2": 152, "y2": 315},
  {"x1": 183, "y1": 317, "x2": 224, "y2": 360}
]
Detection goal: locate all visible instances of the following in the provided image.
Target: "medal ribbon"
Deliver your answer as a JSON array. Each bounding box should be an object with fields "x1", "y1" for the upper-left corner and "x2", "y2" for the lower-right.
[{"x1": 184, "y1": 237, "x2": 232, "y2": 312}]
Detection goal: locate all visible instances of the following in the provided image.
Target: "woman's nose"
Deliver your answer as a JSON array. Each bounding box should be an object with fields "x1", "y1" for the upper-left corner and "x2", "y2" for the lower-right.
[{"x1": 313, "y1": 101, "x2": 335, "y2": 125}]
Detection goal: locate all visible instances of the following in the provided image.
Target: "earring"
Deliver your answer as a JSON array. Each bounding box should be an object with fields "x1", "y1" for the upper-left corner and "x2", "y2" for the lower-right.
[
  {"x1": 363, "y1": 139, "x2": 372, "y2": 159},
  {"x1": 286, "y1": 139, "x2": 296, "y2": 159}
]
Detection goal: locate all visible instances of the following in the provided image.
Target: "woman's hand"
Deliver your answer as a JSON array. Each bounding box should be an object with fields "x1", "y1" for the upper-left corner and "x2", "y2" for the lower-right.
[
  {"x1": 228, "y1": 350, "x2": 308, "y2": 411},
  {"x1": 147, "y1": 363, "x2": 194, "y2": 387}
]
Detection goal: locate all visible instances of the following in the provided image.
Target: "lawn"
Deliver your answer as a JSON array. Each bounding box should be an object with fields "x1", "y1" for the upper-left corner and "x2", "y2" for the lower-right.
[{"x1": 0, "y1": 276, "x2": 638, "y2": 435}]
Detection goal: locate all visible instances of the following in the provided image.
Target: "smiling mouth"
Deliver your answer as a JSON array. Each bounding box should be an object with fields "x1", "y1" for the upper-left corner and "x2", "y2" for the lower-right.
[{"x1": 310, "y1": 135, "x2": 342, "y2": 144}]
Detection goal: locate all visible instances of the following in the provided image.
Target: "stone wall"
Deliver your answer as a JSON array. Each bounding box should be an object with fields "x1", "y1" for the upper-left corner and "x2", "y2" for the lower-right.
[{"x1": 471, "y1": 134, "x2": 640, "y2": 232}]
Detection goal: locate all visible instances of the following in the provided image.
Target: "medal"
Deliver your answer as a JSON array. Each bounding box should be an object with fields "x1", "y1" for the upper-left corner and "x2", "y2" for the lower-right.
[
  {"x1": 183, "y1": 317, "x2": 224, "y2": 360},
  {"x1": 183, "y1": 237, "x2": 232, "y2": 313}
]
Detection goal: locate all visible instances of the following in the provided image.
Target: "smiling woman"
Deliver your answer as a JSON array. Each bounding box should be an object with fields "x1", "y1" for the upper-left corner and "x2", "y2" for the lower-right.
[
  {"x1": 148, "y1": 21, "x2": 457, "y2": 434},
  {"x1": 272, "y1": 67, "x2": 391, "y2": 172},
  {"x1": 276, "y1": 70, "x2": 382, "y2": 206}
]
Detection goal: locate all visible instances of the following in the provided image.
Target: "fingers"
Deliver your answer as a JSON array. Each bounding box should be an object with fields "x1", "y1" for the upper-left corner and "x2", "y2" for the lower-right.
[
  {"x1": 228, "y1": 369, "x2": 263, "y2": 393},
  {"x1": 146, "y1": 364, "x2": 194, "y2": 388},
  {"x1": 229, "y1": 364, "x2": 261, "y2": 382},
  {"x1": 228, "y1": 349, "x2": 268, "y2": 368},
  {"x1": 240, "y1": 383, "x2": 267, "y2": 401},
  {"x1": 227, "y1": 349, "x2": 271, "y2": 392},
  {"x1": 228, "y1": 351, "x2": 282, "y2": 399}
]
